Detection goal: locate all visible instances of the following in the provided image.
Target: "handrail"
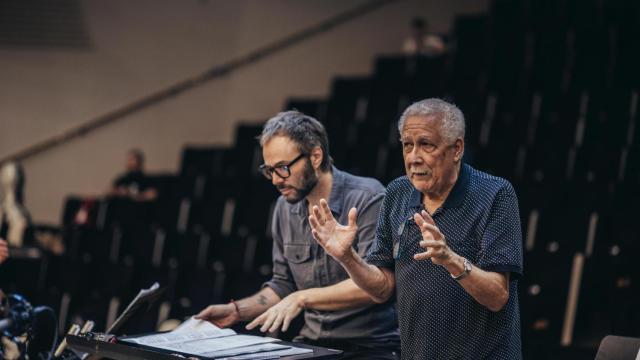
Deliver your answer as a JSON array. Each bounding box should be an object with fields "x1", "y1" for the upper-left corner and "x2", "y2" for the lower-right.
[{"x1": 1, "y1": 0, "x2": 398, "y2": 163}]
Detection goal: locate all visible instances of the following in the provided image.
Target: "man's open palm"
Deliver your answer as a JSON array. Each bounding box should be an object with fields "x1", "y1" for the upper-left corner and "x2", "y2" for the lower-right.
[{"x1": 309, "y1": 199, "x2": 358, "y2": 262}]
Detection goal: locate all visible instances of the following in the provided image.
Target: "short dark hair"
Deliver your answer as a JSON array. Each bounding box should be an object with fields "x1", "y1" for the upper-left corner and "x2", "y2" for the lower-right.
[
  {"x1": 259, "y1": 110, "x2": 332, "y2": 172},
  {"x1": 411, "y1": 17, "x2": 426, "y2": 30},
  {"x1": 128, "y1": 148, "x2": 145, "y2": 165}
]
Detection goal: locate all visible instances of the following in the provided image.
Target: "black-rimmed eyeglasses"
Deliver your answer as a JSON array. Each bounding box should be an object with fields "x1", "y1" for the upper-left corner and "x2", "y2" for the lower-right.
[{"x1": 258, "y1": 153, "x2": 307, "y2": 180}]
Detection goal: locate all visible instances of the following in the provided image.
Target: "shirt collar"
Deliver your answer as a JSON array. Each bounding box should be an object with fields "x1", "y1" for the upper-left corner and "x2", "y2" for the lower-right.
[
  {"x1": 407, "y1": 163, "x2": 470, "y2": 210},
  {"x1": 290, "y1": 166, "x2": 342, "y2": 216}
]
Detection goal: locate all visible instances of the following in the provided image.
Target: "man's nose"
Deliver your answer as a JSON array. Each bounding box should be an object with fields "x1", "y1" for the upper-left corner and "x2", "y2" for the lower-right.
[
  {"x1": 271, "y1": 172, "x2": 286, "y2": 186},
  {"x1": 406, "y1": 147, "x2": 423, "y2": 164}
]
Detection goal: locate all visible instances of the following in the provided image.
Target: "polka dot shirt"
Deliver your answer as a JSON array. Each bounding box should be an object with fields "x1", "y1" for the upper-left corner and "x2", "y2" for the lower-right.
[{"x1": 366, "y1": 163, "x2": 523, "y2": 359}]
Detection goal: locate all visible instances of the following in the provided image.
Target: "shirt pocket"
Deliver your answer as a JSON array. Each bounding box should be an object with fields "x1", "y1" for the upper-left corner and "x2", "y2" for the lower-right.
[{"x1": 283, "y1": 244, "x2": 313, "y2": 289}]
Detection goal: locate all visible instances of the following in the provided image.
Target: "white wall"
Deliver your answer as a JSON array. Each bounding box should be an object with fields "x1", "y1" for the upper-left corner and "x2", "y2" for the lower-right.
[{"x1": 0, "y1": 0, "x2": 488, "y2": 224}]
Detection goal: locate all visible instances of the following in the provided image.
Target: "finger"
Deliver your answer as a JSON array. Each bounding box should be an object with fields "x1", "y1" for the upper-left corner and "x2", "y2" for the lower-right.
[
  {"x1": 347, "y1": 207, "x2": 358, "y2": 228},
  {"x1": 421, "y1": 210, "x2": 437, "y2": 226},
  {"x1": 420, "y1": 221, "x2": 439, "y2": 232},
  {"x1": 419, "y1": 222, "x2": 439, "y2": 240},
  {"x1": 308, "y1": 215, "x2": 320, "y2": 232},
  {"x1": 320, "y1": 199, "x2": 333, "y2": 220},
  {"x1": 194, "y1": 306, "x2": 212, "y2": 319},
  {"x1": 413, "y1": 251, "x2": 432, "y2": 261},
  {"x1": 259, "y1": 312, "x2": 276, "y2": 333},
  {"x1": 282, "y1": 314, "x2": 292, "y2": 332},
  {"x1": 413, "y1": 212, "x2": 426, "y2": 227},
  {"x1": 419, "y1": 240, "x2": 441, "y2": 249},
  {"x1": 269, "y1": 313, "x2": 284, "y2": 333},
  {"x1": 312, "y1": 205, "x2": 325, "y2": 225},
  {"x1": 246, "y1": 313, "x2": 265, "y2": 330},
  {"x1": 419, "y1": 221, "x2": 445, "y2": 242}
]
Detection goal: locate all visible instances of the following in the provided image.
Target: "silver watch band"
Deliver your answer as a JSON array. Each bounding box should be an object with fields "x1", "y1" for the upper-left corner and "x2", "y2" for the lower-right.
[{"x1": 451, "y1": 258, "x2": 472, "y2": 280}]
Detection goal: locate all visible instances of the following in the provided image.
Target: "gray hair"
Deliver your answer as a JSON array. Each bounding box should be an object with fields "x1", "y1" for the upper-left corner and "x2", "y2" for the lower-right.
[
  {"x1": 398, "y1": 98, "x2": 465, "y2": 142},
  {"x1": 259, "y1": 110, "x2": 332, "y2": 172}
]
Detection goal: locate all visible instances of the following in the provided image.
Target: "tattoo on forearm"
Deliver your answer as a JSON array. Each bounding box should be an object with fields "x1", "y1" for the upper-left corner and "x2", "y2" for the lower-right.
[{"x1": 257, "y1": 295, "x2": 268, "y2": 306}]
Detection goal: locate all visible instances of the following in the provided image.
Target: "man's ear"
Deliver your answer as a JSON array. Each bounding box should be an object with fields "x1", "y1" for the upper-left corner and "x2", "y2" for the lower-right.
[
  {"x1": 310, "y1": 146, "x2": 323, "y2": 170},
  {"x1": 453, "y1": 138, "x2": 464, "y2": 162}
]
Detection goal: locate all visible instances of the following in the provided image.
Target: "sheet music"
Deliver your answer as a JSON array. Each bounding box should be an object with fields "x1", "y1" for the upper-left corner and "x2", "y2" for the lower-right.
[
  {"x1": 122, "y1": 317, "x2": 235, "y2": 346},
  {"x1": 159, "y1": 334, "x2": 277, "y2": 355},
  {"x1": 200, "y1": 343, "x2": 289, "y2": 358},
  {"x1": 219, "y1": 346, "x2": 313, "y2": 359},
  {"x1": 121, "y1": 317, "x2": 278, "y2": 356}
]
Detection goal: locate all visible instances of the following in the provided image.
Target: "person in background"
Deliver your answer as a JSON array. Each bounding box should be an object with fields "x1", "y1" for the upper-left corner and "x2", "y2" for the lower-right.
[
  {"x1": 109, "y1": 149, "x2": 158, "y2": 202},
  {"x1": 0, "y1": 162, "x2": 31, "y2": 247},
  {"x1": 402, "y1": 17, "x2": 446, "y2": 57}
]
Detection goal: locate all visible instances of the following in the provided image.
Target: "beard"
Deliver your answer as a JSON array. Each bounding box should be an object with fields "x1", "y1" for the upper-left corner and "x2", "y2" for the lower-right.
[{"x1": 277, "y1": 159, "x2": 319, "y2": 204}]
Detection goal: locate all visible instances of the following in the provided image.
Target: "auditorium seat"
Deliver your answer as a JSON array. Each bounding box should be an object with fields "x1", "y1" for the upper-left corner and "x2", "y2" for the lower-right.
[
  {"x1": 285, "y1": 98, "x2": 326, "y2": 122},
  {"x1": 594, "y1": 335, "x2": 640, "y2": 360},
  {"x1": 520, "y1": 250, "x2": 576, "y2": 348},
  {"x1": 572, "y1": 144, "x2": 625, "y2": 184},
  {"x1": 573, "y1": 209, "x2": 640, "y2": 345}
]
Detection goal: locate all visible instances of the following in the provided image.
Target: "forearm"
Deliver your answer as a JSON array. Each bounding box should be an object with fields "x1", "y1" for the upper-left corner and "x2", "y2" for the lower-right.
[
  {"x1": 295, "y1": 279, "x2": 374, "y2": 311},
  {"x1": 444, "y1": 254, "x2": 509, "y2": 312},
  {"x1": 235, "y1": 287, "x2": 281, "y2": 321},
  {"x1": 339, "y1": 248, "x2": 395, "y2": 303}
]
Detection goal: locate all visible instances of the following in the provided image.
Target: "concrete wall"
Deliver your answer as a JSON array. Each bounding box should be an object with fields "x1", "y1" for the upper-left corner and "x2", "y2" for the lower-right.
[{"x1": 0, "y1": 0, "x2": 488, "y2": 224}]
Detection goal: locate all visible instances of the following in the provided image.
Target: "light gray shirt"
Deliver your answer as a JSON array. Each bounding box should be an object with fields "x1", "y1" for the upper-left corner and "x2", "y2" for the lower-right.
[{"x1": 263, "y1": 167, "x2": 399, "y2": 345}]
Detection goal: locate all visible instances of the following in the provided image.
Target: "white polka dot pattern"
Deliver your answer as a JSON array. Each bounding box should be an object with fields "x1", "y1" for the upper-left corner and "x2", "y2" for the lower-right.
[{"x1": 366, "y1": 164, "x2": 523, "y2": 359}]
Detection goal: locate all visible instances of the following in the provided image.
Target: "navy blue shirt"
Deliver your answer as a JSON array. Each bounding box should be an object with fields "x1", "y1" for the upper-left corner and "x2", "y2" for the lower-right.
[{"x1": 367, "y1": 163, "x2": 523, "y2": 359}]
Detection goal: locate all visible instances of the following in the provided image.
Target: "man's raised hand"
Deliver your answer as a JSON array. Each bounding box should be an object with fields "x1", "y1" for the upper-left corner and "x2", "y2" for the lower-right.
[
  {"x1": 413, "y1": 210, "x2": 453, "y2": 265},
  {"x1": 308, "y1": 199, "x2": 358, "y2": 262}
]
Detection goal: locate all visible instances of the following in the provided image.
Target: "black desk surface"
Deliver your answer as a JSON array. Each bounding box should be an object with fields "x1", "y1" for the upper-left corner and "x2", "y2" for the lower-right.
[{"x1": 67, "y1": 334, "x2": 342, "y2": 360}]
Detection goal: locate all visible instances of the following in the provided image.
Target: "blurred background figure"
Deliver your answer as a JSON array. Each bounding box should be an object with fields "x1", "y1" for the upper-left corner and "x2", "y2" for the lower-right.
[
  {"x1": 0, "y1": 162, "x2": 31, "y2": 248},
  {"x1": 109, "y1": 149, "x2": 158, "y2": 202},
  {"x1": 402, "y1": 17, "x2": 446, "y2": 57}
]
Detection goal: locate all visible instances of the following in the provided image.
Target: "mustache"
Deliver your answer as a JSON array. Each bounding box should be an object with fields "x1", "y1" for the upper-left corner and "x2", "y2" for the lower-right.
[
  {"x1": 410, "y1": 169, "x2": 433, "y2": 175},
  {"x1": 277, "y1": 185, "x2": 295, "y2": 191}
]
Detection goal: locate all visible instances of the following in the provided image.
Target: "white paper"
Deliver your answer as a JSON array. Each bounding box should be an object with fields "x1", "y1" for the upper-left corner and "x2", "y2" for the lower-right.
[
  {"x1": 220, "y1": 346, "x2": 313, "y2": 359},
  {"x1": 121, "y1": 317, "x2": 279, "y2": 356},
  {"x1": 122, "y1": 317, "x2": 235, "y2": 347},
  {"x1": 159, "y1": 334, "x2": 277, "y2": 355}
]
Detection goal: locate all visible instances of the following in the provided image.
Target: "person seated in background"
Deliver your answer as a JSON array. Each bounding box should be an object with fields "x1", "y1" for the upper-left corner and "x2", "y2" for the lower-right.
[
  {"x1": 402, "y1": 17, "x2": 446, "y2": 57},
  {"x1": 108, "y1": 149, "x2": 158, "y2": 202},
  {"x1": 0, "y1": 162, "x2": 31, "y2": 247},
  {"x1": 195, "y1": 111, "x2": 400, "y2": 359},
  {"x1": 309, "y1": 99, "x2": 523, "y2": 359}
]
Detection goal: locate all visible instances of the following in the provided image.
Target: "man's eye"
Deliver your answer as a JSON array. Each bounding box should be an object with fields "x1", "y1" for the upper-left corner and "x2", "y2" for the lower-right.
[{"x1": 420, "y1": 141, "x2": 435, "y2": 150}]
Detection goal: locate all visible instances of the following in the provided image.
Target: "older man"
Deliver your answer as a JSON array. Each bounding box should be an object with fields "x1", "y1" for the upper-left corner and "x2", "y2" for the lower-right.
[
  {"x1": 196, "y1": 111, "x2": 400, "y2": 359},
  {"x1": 309, "y1": 99, "x2": 523, "y2": 359}
]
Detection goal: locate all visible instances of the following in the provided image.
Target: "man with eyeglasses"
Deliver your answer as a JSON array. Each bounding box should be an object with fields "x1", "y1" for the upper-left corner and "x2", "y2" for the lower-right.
[
  {"x1": 196, "y1": 110, "x2": 400, "y2": 359},
  {"x1": 309, "y1": 99, "x2": 523, "y2": 359}
]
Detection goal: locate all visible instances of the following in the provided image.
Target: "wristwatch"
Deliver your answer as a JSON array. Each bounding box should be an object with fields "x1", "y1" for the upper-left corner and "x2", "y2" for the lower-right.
[{"x1": 451, "y1": 258, "x2": 472, "y2": 281}]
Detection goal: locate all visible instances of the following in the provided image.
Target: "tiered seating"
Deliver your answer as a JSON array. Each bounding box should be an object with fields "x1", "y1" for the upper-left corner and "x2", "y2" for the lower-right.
[{"x1": 2, "y1": 1, "x2": 637, "y2": 356}]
